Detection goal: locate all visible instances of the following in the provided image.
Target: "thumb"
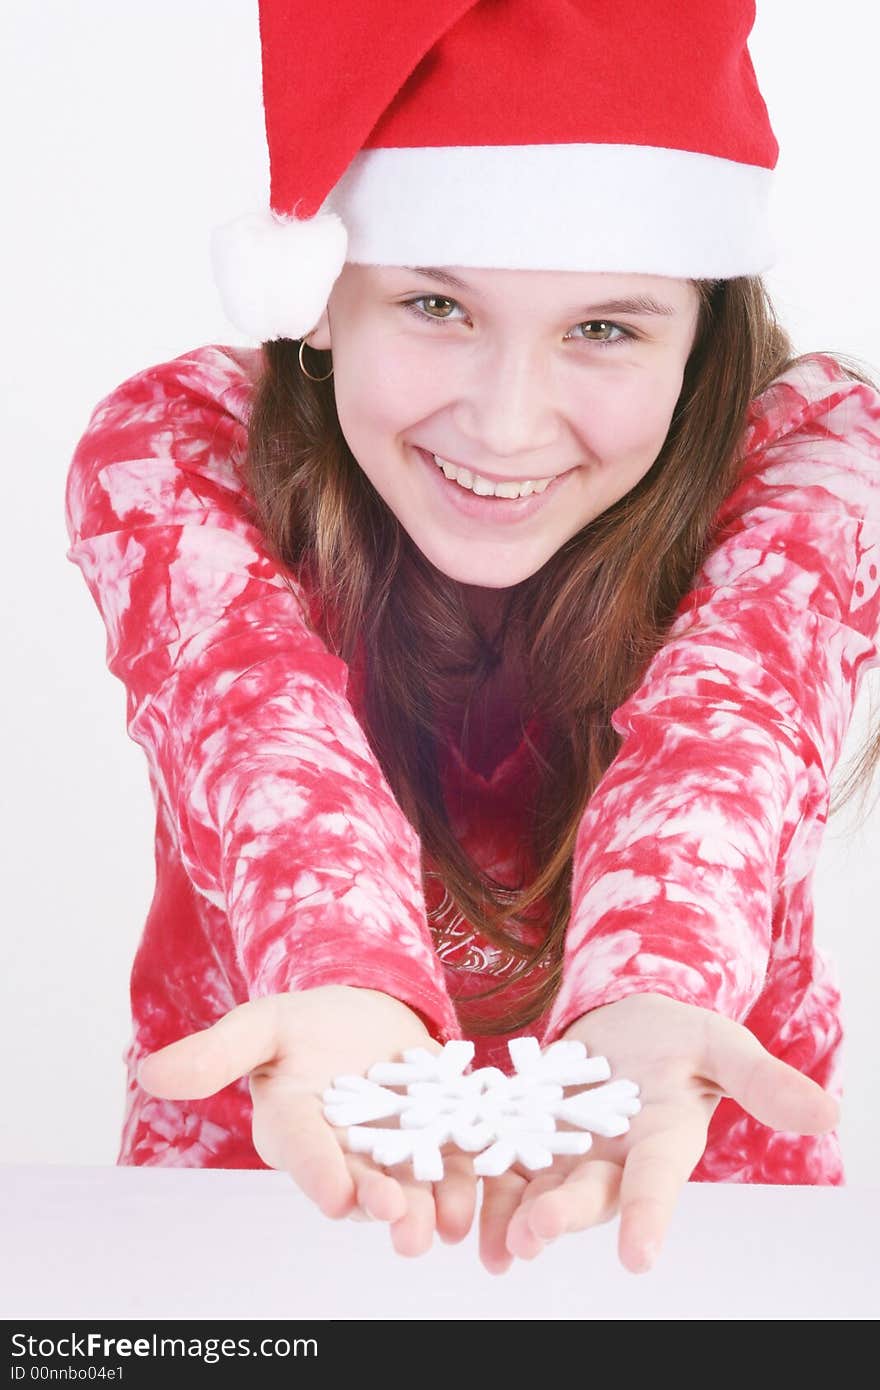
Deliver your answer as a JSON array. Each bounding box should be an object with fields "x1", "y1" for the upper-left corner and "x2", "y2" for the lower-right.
[
  {"x1": 137, "y1": 997, "x2": 283, "y2": 1100},
  {"x1": 703, "y1": 1016, "x2": 840, "y2": 1136}
]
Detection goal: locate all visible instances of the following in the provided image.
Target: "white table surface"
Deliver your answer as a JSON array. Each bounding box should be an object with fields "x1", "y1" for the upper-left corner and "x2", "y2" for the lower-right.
[{"x1": 2, "y1": 1164, "x2": 877, "y2": 1320}]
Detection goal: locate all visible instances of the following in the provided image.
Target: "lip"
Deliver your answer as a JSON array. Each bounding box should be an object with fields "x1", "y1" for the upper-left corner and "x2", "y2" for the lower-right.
[{"x1": 413, "y1": 446, "x2": 574, "y2": 524}]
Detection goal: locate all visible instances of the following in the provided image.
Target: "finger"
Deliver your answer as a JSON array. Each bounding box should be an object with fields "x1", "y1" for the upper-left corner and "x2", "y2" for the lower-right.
[
  {"x1": 504, "y1": 1172, "x2": 562, "y2": 1260},
  {"x1": 434, "y1": 1150, "x2": 479, "y2": 1245},
  {"x1": 617, "y1": 1110, "x2": 708, "y2": 1275},
  {"x1": 479, "y1": 1170, "x2": 529, "y2": 1274},
  {"x1": 519, "y1": 1160, "x2": 623, "y2": 1243},
  {"x1": 700, "y1": 1015, "x2": 840, "y2": 1135},
  {"x1": 387, "y1": 1175, "x2": 438, "y2": 1258},
  {"x1": 345, "y1": 1153, "x2": 409, "y2": 1223},
  {"x1": 137, "y1": 997, "x2": 283, "y2": 1099},
  {"x1": 251, "y1": 1079, "x2": 358, "y2": 1220}
]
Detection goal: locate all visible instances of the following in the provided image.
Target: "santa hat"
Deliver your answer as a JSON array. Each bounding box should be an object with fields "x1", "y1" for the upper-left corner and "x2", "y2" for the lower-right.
[{"x1": 211, "y1": 0, "x2": 779, "y2": 343}]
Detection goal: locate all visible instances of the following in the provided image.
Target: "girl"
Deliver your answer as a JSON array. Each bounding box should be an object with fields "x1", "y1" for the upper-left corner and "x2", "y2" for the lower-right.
[{"x1": 65, "y1": 0, "x2": 880, "y2": 1277}]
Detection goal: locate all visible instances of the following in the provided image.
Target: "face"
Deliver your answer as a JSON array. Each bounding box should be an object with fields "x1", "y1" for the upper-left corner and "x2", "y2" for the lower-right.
[{"x1": 306, "y1": 263, "x2": 702, "y2": 622}]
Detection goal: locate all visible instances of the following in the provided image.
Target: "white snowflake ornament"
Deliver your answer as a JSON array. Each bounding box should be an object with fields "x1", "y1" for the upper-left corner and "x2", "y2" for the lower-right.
[{"x1": 322, "y1": 1035, "x2": 641, "y2": 1181}]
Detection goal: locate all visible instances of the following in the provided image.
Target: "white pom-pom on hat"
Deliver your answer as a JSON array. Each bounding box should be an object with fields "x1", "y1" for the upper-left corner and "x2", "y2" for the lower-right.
[{"x1": 210, "y1": 207, "x2": 348, "y2": 343}]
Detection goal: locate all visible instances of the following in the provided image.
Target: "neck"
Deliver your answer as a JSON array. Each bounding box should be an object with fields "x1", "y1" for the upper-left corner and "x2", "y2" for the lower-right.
[{"x1": 459, "y1": 582, "x2": 511, "y2": 640}]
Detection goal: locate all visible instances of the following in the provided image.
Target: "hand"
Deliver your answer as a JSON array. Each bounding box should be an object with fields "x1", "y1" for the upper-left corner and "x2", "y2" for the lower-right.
[
  {"x1": 478, "y1": 992, "x2": 839, "y2": 1276},
  {"x1": 136, "y1": 986, "x2": 480, "y2": 1256}
]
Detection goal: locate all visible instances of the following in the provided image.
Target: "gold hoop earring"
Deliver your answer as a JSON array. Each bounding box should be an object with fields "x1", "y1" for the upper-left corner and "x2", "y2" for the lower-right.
[{"x1": 298, "y1": 337, "x2": 334, "y2": 382}]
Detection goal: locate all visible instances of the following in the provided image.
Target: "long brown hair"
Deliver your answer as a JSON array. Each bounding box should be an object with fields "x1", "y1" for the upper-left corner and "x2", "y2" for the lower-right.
[{"x1": 244, "y1": 276, "x2": 880, "y2": 1033}]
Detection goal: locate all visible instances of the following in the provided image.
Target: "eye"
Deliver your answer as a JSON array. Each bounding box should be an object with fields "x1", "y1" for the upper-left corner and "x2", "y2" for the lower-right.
[
  {"x1": 566, "y1": 320, "x2": 634, "y2": 347},
  {"x1": 402, "y1": 294, "x2": 466, "y2": 324}
]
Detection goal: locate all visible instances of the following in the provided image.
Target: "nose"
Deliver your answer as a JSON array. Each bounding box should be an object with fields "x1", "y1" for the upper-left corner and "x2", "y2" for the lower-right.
[{"x1": 451, "y1": 339, "x2": 560, "y2": 463}]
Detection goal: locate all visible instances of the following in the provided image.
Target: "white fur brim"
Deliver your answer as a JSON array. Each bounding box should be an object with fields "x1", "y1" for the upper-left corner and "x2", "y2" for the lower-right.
[{"x1": 321, "y1": 142, "x2": 776, "y2": 279}]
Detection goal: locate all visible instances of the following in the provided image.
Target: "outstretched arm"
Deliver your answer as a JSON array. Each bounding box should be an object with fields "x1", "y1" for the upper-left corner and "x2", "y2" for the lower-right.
[
  {"x1": 545, "y1": 354, "x2": 880, "y2": 1038},
  {"x1": 65, "y1": 344, "x2": 462, "y2": 1043}
]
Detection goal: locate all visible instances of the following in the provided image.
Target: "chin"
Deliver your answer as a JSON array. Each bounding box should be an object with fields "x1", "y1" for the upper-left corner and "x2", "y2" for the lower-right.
[
  {"x1": 410, "y1": 529, "x2": 547, "y2": 590},
  {"x1": 423, "y1": 550, "x2": 507, "y2": 584}
]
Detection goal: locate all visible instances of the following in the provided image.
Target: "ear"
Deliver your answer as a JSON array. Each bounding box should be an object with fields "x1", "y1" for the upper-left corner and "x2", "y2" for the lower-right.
[{"x1": 304, "y1": 305, "x2": 332, "y2": 352}]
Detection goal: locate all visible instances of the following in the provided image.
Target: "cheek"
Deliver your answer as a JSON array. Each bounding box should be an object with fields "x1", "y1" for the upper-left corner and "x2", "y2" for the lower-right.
[
  {"x1": 333, "y1": 341, "x2": 441, "y2": 447},
  {"x1": 578, "y1": 369, "x2": 682, "y2": 464}
]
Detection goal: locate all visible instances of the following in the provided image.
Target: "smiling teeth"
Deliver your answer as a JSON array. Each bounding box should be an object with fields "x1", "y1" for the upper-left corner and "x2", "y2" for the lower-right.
[{"x1": 432, "y1": 454, "x2": 552, "y2": 499}]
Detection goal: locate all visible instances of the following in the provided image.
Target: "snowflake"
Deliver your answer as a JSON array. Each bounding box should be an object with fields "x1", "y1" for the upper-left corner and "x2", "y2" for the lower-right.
[{"x1": 322, "y1": 1036, "x2": 641, "y2": 1182}]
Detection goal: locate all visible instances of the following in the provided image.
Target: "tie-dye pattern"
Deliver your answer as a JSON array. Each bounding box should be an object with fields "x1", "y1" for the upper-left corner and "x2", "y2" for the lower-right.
[{"x1": 64, "y1": 345, "x2": 880, "y2": 1182}]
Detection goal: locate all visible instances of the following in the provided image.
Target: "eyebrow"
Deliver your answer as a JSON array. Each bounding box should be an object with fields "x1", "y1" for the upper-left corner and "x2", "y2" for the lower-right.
[{"x1": 401, "y1": 265, "x2": 677, "y2": 317}]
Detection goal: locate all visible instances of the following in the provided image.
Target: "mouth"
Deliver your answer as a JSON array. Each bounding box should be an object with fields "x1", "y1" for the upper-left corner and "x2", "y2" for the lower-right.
[
  {"x1": 417, "y1": 447, "x2": 571, "y2": 497},
  {"x1": 413, "y1": 445, "x2": 575, "y2": 522}
]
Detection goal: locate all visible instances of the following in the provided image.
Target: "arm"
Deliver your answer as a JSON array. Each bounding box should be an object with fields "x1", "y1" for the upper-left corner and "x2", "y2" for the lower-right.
[
  {"x1": 65, "y1": 344, "x2": 462, "y2": 1044},
  {"x1": 542, "y1": 353, "x2": 880, "y2": 1040}
]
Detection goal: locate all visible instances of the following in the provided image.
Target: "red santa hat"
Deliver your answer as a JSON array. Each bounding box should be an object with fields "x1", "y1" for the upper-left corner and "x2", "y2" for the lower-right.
[{"x1": 211, "y1": 0, "x2": 779, "y2": 343}]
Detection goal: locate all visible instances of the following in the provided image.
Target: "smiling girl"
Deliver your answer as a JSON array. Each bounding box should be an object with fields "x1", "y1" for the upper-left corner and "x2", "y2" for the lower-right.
[{"x1": 65, "y1": 0, "x2": 880, "y2": 1277}]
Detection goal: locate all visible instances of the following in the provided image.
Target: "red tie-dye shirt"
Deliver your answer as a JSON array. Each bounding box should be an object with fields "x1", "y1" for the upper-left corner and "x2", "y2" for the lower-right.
[{"x1": 64, "y1": 344, "x2": 880, "y2": 1183}]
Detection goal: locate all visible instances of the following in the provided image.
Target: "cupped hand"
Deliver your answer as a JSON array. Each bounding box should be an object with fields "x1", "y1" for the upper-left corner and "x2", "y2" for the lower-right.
[
  {"x1": 477, "y1": 992, "x2": 840, "y2": 1276},
  {"x1": 136, "y1": 985, "x2": 479, "y2": 1257}
]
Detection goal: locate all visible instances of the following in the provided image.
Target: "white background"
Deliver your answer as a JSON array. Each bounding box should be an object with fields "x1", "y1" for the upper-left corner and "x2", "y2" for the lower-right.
[{"x1": 2, "y1": 1, "x2": 878, "y2": 1177}]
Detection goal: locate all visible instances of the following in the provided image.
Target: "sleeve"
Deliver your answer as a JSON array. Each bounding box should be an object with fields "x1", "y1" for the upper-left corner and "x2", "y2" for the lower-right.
[
  {"x1": 541, "y1": 354, "x2": 880, "y2": 1040},
  {"x1": 64, "y1": 345, "x2": 463, "y2": 1044}
]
